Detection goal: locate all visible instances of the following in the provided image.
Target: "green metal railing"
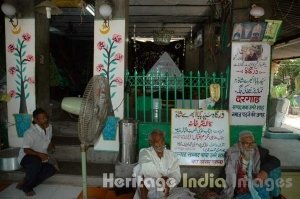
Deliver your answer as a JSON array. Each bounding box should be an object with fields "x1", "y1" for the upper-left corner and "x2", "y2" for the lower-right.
[{"x1": 124, "y1": 68, "x2": 230, "y2": 123}]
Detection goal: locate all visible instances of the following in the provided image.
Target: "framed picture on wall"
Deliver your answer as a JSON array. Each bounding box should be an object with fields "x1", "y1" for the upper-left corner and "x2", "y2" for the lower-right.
[
  {"x1": 232, "y1": 23, "x2": 244, "y2": 41},
  {"x1": 250, "y1": 22, "x2": 267, "y2": 41},
  {"x1": 232, "y1": 22, "x2": 266, "y2": 42},
  {"x1": 263, "y1": 20, "x2": 282, "y2": 43}
]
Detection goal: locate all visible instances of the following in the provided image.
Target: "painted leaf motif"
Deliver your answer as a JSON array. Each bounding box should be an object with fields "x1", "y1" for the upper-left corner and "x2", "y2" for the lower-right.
[
  {"x1": 111, "y1": 52, "x2": 115, "y2": 57},
  {"x1": 17, "y1": 38, "x2": 21, "y2": 46},
  {"x1": 24, "y1": 76, "x2": 27, "y2": 80},
  {"x1": 111, "y1": 61, "x2": 117, "y2": 65},
  {"x1": 110, "y1": 85, "x2": 117, "y2": 88},
  {"x1": 100, "y1": 73, "x2": 106, "y2": 77},
  {"x1": 110, "y1": 74, "x2": 115, "y2": 80},
  {"x1": 15, "y1": 95, "x2": 20, "y2": 99},
  {"x1": 14, "y1": 53, "x2": 18, "y2": 57},
  {"x1": 23, "y1": 45, "x2": 27, "y2": 49},
  {"x1": 15, "y1": 80, "x2": 20, "y2": 85},
  {"x1": 103, "y1": 53, "x2": 108, "y2": 59},
  {"x1": 22, "y1": 67, "x2": 26, "y2": 72},
  {"x1": 17, "y1": 73, "x2": 21, "y2": 79},
  {"x1": 17, "y1": 87, "x2": 21, "y2": 92},
  {"x1": 24, "y1": 84, "x2": 28, "y2": 89},
  {"x1": 104, "y1": 60, "x2": 108, "y2": 65},
  {"x1": 25, "y1": 92, "x2": 30, "y2": 99},
  {"x1": 109, "y1": 67, "x2": 116, "y2": 73},
  {"x1": 16, "y1": 59, "x2": 21, "y2": 65},
  {"x1": 108, "y1": 38, "x2": 112, "y2": 45},
  {"x1": 112, "y1": 46, "x2": 117, "y2": 49},
  {"x1": 111, "y1": 92, "x2": 116, "y2": 98},
  {"x1": 21, "y1": 51, "x2": 26, "y2": 57}
]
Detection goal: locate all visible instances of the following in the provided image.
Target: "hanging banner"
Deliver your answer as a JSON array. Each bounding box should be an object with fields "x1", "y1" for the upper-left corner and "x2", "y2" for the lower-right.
[
  {"x1": 229, "y1": 42, "x2": 270, "y2": 125},
  {"x1": 171, "y1": 109, "x2": 229, "y2": 166}
]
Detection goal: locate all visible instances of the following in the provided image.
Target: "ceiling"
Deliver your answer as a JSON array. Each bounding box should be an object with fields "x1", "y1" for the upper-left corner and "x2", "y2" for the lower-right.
[
  {"x1": 50, "y1": 0, "x2": 211, "y2": 40},
  {"x1": 48, "y1": 0, "x2": 300, "y2": 60},
  {"x1": 268, "y1": 0, "x2": 300, "y2": 60},
  {"x1": 127, "y1": 0, "x2": 210, "y2": 39}
]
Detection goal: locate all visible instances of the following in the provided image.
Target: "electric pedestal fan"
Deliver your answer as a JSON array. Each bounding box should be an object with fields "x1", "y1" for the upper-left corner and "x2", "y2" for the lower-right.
[{"x1": 61, "y1": 75, "x2": 110, "y2": 199}]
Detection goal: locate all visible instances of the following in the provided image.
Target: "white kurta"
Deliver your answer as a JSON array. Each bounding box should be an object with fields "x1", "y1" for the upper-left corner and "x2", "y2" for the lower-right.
[
  {"x1": 133, "y1": 147, "x2": 195, "y2": 199},
  {"x1": 18, "y1": 124, "x2": 52, "y2": 164}
]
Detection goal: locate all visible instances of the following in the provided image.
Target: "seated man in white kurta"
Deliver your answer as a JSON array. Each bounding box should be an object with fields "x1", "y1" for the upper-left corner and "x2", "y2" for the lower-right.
[{"x1": 133, "y1": 129, "x2": 195, "y2": 199}]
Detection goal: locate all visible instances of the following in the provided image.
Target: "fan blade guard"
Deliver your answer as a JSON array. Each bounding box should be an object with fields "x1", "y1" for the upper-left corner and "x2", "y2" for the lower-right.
[{"x1": 78, "y1": 75, "x2": 109, "y2": 145}]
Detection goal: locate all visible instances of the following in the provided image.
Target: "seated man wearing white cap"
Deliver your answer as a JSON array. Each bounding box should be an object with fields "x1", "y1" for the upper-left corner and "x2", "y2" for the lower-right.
[
  {"x1": 219, "y1": 130, "x2": 284, "y2": 199},
  {"x1": 132, "y1": 129, "x2": 195, "y2": 199}
]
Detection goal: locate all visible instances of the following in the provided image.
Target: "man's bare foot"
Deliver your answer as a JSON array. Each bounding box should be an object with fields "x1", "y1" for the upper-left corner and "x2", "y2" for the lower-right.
[
  {"x1": 25, "y1": 190, "x2": 36, "y2": 196},
  {"x1": 16, "y1": 178, "x2": 25, "y2": 190}
]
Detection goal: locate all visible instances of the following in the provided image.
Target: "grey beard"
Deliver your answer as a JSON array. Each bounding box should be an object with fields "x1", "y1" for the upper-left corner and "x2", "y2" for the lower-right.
[{"x1": 241, "y1": 148, "x2": 255, "y2": 161}]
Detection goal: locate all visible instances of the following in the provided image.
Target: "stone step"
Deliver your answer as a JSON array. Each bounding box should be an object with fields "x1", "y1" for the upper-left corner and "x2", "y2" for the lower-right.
[
  {"x1": 52, "y1": 121, "x2": 78, "y2": 137},
  {"x1": 51, "y1": 120, "x2": 120, "y2": 164},
  {"x1": 53, "y1": 145, "x2": 119, "y2": 164},
  {"x1": 0, "y1": 161, "x2": 115, "y2": 187},
  {"x1": 52, "y1": 135, "x2": 81, "y2": 146}
]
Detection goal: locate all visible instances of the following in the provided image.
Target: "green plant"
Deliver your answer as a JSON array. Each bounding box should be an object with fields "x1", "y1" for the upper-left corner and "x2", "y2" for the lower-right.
[
  {"x1": 275, "y1": 59, "x2": 300, "y2": 91},
  {"x1": 271, "y1": 83, "x2": 288, "y2": 98},
  {"x1": 288, "y1": 93, "x2": 299, "y2": 107},
  {"x1": 290, "y1": 98, "x2": 298, "y2": 107}
]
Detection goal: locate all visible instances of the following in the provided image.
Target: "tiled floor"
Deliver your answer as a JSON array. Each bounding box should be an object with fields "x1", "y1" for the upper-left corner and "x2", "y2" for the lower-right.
[{"x1": 0, "y1": 183, "x2": 82, "y2": 199}]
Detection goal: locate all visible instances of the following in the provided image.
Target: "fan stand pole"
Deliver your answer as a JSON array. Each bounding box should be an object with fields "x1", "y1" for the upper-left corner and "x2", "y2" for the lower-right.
[{"x1": 81, "y1": 144, "x2": 88, "y2": 199}]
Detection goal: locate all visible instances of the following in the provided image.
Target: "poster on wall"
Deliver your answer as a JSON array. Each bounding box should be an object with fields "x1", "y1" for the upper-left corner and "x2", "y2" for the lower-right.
[
  {"x1": 229, "y1": 42, "x2": 270, "y2": 125},
  {"x1": 171, "y1": 109, "x2": 229, "y2": 166}
]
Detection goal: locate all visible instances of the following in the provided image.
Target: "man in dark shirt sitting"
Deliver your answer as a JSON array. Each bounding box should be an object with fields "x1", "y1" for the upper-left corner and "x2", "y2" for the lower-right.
[{"x1": 218, "y1": 131, "x2": 284, "y2": 199}]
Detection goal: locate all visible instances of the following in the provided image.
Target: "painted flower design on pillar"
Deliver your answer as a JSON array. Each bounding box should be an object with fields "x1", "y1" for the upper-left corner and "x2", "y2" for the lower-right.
[
  {"x1": 96, "y1": 34, "x2": 123, "y2": 116},
  {"x1": 7, "y1": 33, "x2": 35, "y2": 114}
]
